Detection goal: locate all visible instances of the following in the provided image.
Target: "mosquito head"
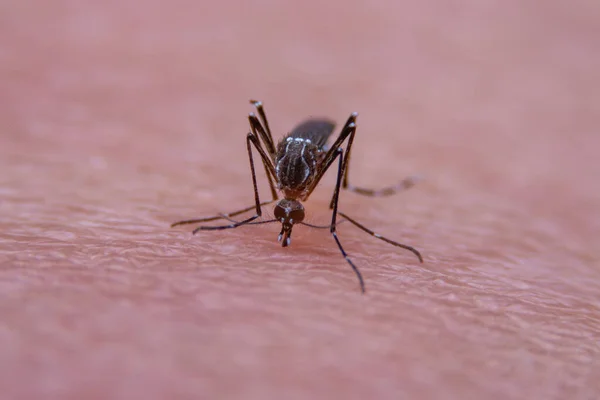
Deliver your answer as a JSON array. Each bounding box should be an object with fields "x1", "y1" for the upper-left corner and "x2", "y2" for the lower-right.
[{"x1": 274, "y1": 199, "x2": 305, "y2": 247}]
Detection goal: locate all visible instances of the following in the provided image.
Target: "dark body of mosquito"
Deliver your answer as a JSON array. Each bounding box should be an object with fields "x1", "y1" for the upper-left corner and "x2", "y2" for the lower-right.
[{"x1": 171, "y1": 100, "x2": 423, "y2": 293}]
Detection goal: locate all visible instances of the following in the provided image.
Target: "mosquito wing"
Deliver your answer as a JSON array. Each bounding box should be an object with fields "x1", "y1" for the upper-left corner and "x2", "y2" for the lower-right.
[{"x1": 289, "y1": 119, "x2": 336, "y2": 150}]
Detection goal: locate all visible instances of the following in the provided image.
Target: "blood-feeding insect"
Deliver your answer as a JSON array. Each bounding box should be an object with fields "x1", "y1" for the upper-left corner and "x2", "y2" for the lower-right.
[{"x1": 171, "y1": 100, "x2": 423, "y2": 293}]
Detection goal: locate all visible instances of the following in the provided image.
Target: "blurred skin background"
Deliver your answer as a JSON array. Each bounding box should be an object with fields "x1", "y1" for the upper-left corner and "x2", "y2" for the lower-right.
[{"x1": 1, "y1": 0, "x2": 599, "y2": 399}]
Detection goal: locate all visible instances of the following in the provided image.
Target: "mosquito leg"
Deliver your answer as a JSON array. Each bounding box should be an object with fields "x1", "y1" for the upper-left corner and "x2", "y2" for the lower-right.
[
  {"x1": 328, "y1": 147, "x2": 366, "y2": 294},
  {"x1": 211, "y1": 213, "x2": 279, "y2": 226},
  {"x1": 303, "y1": 118, "x2": 357, "y2": 202},
  {"x1": 327, "y1": 112, "x2": 358, "y2": 159},
  {"x1": 217, "y1": 213, "x2": 247, "y2": 224},
  {"x1": 344, "y1": 176, "x2": 422, "y2": 197},
  {"x1": 337, "y1": 211, "x2": 423, "y2": 263},
  {"x1": 171, "y1": 200, "x2": 275, "y2": 227},
  {"x1": 248, "y1": 113, "x2": 278, "y2": 200},
  {"x1": 172, "y1": 116, "x2": 278, "y2": 229},
  {"x1": 249, "y1": 100, "x2": 275, "y2": 153},
  {"x1": 172, "y1": 132, "x2": 272, "y2": 232},
  {"x1": 325, "y1": 125, "x2": 418, "y2": 207},
  {"x1": 299, "y1": 219, "x2": 347, "y2": 229},
  {"x1": 248, "y1": 111, "x2": 275, "y2": 156},
  {"x1": 193, "y1": 132, "x2": 270, "y2": 231},
  {"x1": 338, "y1": 115, "x2": 420, "y2": 198}
]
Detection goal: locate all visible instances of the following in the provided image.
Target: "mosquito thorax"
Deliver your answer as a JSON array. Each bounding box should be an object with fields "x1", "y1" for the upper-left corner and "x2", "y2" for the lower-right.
[
  {"x1": 275, "y1": 136, "x2": 318, "y2": 194},
  {"x1": 273, "y1": 199, "x2": 305, "y2": 225}
]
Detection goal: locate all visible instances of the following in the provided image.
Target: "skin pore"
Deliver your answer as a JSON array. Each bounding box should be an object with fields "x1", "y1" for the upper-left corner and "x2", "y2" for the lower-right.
[{"x1": 1, "y1": 1, "x2": 599, "y2": 399}]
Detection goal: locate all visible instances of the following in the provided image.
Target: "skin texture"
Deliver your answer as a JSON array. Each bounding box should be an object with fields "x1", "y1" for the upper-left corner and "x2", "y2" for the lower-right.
[{"x1": 1, "y1": 0, "x2": 599, "y2": 399}]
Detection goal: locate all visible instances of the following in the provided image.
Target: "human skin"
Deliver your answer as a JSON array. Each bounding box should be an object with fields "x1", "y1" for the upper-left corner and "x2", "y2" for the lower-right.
[{"x1": 1, "y1": 0, "x2": 599, "y2": 399}]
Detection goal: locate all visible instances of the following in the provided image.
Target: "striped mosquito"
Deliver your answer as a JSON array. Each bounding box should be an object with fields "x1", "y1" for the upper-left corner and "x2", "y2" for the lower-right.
[{"x1": 171, "y1": 100, "x2": 423, "y2": 293}]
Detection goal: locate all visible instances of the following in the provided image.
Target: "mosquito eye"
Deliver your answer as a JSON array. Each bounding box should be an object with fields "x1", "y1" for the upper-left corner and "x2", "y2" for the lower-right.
[
  {"x1": 274, "y1": 205, "x2": 286, "y2": 220},
  {"x1": 290, "y1": 209, "x2": 305, "y2": 223}
]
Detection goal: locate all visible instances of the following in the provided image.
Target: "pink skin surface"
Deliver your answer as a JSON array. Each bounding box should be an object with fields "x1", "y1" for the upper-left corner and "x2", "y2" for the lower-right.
[{"x1": 1, "y1": 0, "x2": 599, "y2": 399}]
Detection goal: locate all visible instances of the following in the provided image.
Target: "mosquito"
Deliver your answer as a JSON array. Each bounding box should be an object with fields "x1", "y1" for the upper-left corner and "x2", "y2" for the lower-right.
[{"x1": 171, "y1": 100, "x2": 423, "y2": 293}]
